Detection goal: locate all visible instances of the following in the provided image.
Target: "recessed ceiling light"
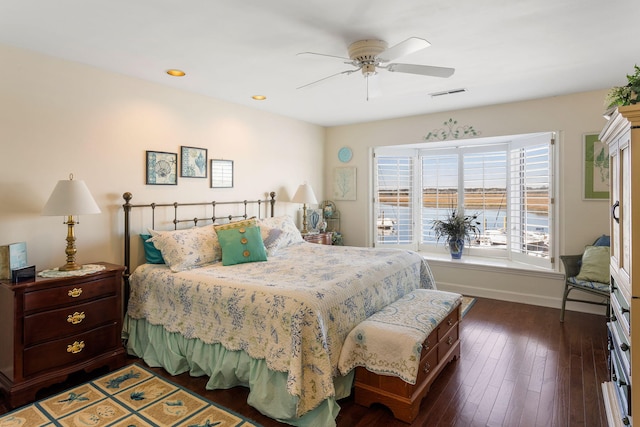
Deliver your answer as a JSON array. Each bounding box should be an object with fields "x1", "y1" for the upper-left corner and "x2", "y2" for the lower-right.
[
  {"x1": 252, "y1": 95, "x2": 267, "y2": 101},
  {"x1": 166, "y1": 69, "x2": 186, "y2": 77}
]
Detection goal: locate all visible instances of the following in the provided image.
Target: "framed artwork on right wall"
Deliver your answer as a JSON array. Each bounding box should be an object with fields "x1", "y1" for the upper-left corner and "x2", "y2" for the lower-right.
[{"x1": 583, "y1": 133, "x2": 609, "y2": 200}]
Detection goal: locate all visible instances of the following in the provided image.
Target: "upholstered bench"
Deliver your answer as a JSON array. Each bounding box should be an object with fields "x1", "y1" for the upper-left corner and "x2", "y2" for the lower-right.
[{"x1": 338, "y1": 289, "x2": 462, "y2": 423}]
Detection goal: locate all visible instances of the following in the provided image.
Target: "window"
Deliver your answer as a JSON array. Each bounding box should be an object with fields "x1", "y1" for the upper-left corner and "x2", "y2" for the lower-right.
[{"x1": 374, "y1": 132, "x2": 555, "y2": 269}]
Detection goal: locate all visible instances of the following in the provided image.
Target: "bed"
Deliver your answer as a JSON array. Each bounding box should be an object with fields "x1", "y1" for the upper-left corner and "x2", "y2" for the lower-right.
[{"x1": 120, "y1": 192, "x2": 437, "y2": 427}]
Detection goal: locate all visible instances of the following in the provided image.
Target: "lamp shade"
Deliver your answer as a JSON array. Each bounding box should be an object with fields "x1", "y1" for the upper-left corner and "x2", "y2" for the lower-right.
[
  {"x1": 291, "y1": 183, "x2": 317, "y2": 205},
  {"x1": 42, "y1": 175, "x2": 101, "y2": 216}
]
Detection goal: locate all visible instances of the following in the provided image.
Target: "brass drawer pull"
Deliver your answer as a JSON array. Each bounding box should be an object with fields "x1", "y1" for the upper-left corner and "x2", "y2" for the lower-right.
[
  {"x1": 447, "y1": 319, "x2": 453, "y2": 326},
  {"x1": 67, "y1": 341, "x2": 85, "y2": 354},
  {"x1": 447, "y1": 336, "x2": 454, "y2": 345},
  {"x1": 68, "y1": 288, "x2": 83, "y2": 298},
  {"x1": 423, "y1": 362, "x2": 431, "y2": 374},
  {"x1": 67, "y1": 312, "x2": 86, "y2": 325},
  {"x1": 425, "y1": 339, "x2": 430, "y2": 351}
]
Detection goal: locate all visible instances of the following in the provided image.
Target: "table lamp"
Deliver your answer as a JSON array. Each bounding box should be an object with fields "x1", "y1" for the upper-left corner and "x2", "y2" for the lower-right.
[
  {"x1": 42, "y1": 174, "x2": 101, "y2": 271},
  {"x1": 292, "y1": 182, "x2": 317, "y2": 234}
]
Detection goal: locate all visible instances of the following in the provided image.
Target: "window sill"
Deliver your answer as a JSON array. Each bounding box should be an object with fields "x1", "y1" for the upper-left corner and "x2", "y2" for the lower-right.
[{"x1": 420, "y1": 251, "x2": 563, "y2": 280}]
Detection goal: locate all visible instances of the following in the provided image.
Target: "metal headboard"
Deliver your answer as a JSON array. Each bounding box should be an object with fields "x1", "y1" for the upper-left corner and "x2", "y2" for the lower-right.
[{"x1": 122, "y1": 191, "x2": 276, "y2": 301}]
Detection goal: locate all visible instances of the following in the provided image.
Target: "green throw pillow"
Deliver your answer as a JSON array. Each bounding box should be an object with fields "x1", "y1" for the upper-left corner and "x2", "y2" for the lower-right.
[
  {"x1": 216, "y1": 225, "x2": 267, "y2": 266},
  {"x1": 575, "y1": 245, "x2": 610, "y2": 283}
]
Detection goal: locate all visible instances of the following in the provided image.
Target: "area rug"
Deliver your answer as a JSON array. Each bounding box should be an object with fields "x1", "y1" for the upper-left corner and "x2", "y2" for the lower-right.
[
  {"x1": 0, "y1": 363, "x2": 262, "y2": 427},
  {"x1": 461, "y1": 296, "x2": 477, "y2": 318}
]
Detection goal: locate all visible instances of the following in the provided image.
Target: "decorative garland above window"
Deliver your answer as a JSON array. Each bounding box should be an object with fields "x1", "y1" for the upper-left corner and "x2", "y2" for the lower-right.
[{"x1": 424, "y1": 118, "x2": 480, "y2": 141}]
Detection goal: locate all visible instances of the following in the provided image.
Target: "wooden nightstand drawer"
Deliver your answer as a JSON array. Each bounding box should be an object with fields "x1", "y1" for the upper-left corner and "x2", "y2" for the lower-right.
[
  {"x1": 23, "y1": 295, "x2": 120, "y2": 346},
  {"x1": 0, "y1": 262, "x2": 126, "y2": 408},
  {"x1": 23, "y1": 323, "x2": 120, "y2": 377},
  {"x1": 23, "y1": 273, "x2": 118, "y2": 313}
]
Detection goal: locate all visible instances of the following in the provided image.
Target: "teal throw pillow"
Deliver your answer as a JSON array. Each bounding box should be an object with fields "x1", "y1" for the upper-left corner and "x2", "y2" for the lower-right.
[
  {"x1": 140, "y1": 234, "x2": 165, "y2": 264},
  {"x1": 575, "y1": 245, "x2": 610, "y2": 283},
  {"x1": 216, "y1": 225, "x2": 268, "y2": 266}
]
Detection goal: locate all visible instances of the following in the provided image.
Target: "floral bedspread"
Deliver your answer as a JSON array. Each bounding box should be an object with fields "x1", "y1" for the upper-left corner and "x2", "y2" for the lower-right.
[{"x1": 126, "y1": 242, "x2": 436, "y2": 416}]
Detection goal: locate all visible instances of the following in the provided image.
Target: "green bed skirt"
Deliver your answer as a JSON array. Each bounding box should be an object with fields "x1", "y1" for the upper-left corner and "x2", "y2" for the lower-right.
[{"x1": 122, "y1": 315, "x2": 354, "y2": 427}]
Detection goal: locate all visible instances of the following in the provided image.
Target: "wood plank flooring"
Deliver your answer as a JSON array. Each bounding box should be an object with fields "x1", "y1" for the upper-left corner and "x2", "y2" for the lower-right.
[{"x1": 0, "y1": 297, "x2": 609, "y2": 426}]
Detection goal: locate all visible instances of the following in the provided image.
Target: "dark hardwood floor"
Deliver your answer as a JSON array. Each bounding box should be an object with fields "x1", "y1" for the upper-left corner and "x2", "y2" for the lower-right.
[{"x1": 0, "y1": 297, "x2": 609, "y2": 426}]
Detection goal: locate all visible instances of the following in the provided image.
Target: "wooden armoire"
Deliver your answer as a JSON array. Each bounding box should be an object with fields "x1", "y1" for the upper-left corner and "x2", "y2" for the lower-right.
[{"x1": 600, "y1": 104, "x2": 640, "y2": 426}]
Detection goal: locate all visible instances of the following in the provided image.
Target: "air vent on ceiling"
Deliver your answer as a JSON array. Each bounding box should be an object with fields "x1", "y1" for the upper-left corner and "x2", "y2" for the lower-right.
[{"x1": 429, "y1": 88, "x2": 467, "y2": 97}]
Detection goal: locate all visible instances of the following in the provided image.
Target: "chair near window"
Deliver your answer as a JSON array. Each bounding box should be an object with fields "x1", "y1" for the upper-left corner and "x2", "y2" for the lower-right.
[{"x1": 559, "y1": 235, "x2": 610, "y2": 322}]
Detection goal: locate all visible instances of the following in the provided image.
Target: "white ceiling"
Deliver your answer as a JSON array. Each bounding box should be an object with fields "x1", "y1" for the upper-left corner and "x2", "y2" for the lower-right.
[{"x1": 1, "y1": 0, "x2": 639, "y2": 127}]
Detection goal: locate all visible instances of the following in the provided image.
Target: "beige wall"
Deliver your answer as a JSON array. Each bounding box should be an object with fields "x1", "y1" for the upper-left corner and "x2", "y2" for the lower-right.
[
  {"x1": 324, "y1": 90, "x2": 611, "y2": 313},
  {"x1": 0, "y1": 44, "x2": 325, "y2": 271}
]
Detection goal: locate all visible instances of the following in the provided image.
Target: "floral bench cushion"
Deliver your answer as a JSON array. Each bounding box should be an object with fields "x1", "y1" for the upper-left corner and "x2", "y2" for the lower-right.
[{"x1": 338, "y1": 289, "x2": 461, "y2": 384}]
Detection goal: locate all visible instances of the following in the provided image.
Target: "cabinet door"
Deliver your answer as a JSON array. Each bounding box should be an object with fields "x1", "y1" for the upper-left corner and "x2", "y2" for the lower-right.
[{"x1": 610, "y1": 131, "x2": 631, "y2": 299}]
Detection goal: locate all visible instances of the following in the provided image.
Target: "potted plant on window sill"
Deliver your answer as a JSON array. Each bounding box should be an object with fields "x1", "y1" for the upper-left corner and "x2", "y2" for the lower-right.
[{"x1": 432, "y1": 209, "x2": 481, "y2": 259}]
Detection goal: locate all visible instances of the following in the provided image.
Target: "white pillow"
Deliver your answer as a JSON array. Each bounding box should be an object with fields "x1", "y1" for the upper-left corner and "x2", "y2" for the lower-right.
[
  {"x1": 258, "y1": 216, "x2": 303, "y2": 255},
  {"x1": 149, "y1": 224, "x2": 221, "y2": 272}
]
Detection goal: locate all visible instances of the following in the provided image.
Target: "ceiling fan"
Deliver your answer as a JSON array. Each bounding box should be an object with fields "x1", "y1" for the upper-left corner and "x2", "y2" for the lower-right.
[{"x1": 297, "y1": 37, "x2": 455, "y2": 99}]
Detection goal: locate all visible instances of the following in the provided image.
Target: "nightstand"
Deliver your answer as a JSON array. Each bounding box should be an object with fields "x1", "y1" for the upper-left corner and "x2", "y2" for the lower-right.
[
  {"x1": 0, "y1": 262, "x2": 127, "y2": 408},
  {"x1": 303, "y1": 232, "x2": 333, "y2": 245}
]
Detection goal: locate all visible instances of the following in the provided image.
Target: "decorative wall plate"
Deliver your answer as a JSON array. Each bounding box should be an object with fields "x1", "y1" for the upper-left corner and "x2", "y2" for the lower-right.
[{"x1": 338, "y1": 146, "x2": 353, "y2": 163}]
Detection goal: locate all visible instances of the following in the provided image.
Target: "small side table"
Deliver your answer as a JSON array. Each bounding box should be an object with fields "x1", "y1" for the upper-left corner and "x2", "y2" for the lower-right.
[
  {"x1": 303, "y1": 232, "x2": 333, "y2": 245},
  {"x1": 0, "y1": 262, "x2": 127, "y2": 408}
]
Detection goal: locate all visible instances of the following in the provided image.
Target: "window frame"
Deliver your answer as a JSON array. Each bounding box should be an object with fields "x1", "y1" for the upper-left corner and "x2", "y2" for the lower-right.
[{"x1": 373, "y1": 132, "x2": 557, "y2": 270}]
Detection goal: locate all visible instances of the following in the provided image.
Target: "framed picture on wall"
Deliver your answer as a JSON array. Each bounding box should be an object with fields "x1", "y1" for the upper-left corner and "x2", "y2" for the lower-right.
[
  {"x1": 333, "y1": 167, "x2": 356, "y2": 200},
  {"x1": 146, "y1": 151, "x2": 177, "y2": 185},
  {"x1": 583, "y1": 133, "x2": 609, "y2": 199},
  {"x1": 210, "y1": 159, "x2": 234, "y2": 188},
  {"x1": 180, "y1": 146, "x2": 208, "y2": 178}
]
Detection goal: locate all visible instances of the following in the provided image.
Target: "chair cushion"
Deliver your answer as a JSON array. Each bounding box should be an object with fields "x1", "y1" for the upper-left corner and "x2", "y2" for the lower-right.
[
  {"x1": 568, "y1": 276, "x2": 610, "y2": 292},
  {"x1": 575, "y1": 245, "x2": 610, "y2": 284}
]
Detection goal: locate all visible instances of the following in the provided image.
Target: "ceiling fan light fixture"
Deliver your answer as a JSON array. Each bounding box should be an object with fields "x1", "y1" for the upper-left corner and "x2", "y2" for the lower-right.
[{"x1": 361, "y1": 63, "x2": 377, "y2": 77}]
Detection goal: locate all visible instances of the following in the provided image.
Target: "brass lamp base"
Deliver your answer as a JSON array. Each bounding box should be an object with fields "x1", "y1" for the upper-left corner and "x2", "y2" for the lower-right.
[
  {"x1": 58, "y1": 216, "x2": 83, "y2": 271},
  {"x1": 301, "y1": 203, "x2": 310, "y2": 234}
]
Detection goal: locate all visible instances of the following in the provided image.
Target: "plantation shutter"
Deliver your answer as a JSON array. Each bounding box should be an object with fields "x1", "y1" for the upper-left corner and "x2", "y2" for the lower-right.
[
  {"x1": 374, "y1": 154, "x2": 415, "y2": 246},
  {"x1": 421, "y1": 151, "x2": 459, "y2": 244},
  {"x1": 509, "y1": 134, "x2": 553, "y2": 268}
]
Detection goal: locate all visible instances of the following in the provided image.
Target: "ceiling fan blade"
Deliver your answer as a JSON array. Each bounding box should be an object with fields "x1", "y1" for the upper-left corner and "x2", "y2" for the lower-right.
[
  {"x1": 386, "y1": 63, "x2": 455, "y2": 78},
  {"x1": 378, "y1": 37, "x2": 431, "y2": 62},
  {"x1": 296, "y1": 51, "x2": 351, "y2": 61},
  {"x1": 296, "y1": 69, "x2": 359, "y2": 90}
]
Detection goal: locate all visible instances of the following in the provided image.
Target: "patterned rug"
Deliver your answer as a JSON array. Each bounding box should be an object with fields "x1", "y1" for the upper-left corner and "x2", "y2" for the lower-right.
[
  {"x1": 461, "y1": 296, "x2": 477, "y2": 318},
  {"x1": 0, "y1": 363, "x2": 262, "y2": 427}
]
